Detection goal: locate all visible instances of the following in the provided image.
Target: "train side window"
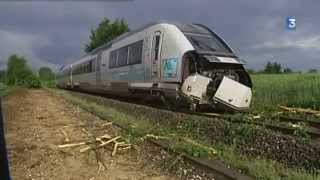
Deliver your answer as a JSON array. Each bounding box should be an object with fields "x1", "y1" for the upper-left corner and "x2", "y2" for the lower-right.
[
  {"x1": 154, "y1": 35, "x2": 161, "y2": 61},
  {"x1": 109, "y1": 50, "x2": 118, "y2": 68},
  {"x1": 118, "y1": 46, "x2": 128, "y2": 66},
  {"x1": 86, "y1": 62, "x2": 90, "y2": 73},
  {"x1": 129, "y1": 40, "x2": 143, "y2": 64},
  {"x1": 92, "y1": 59, "x2": 96, "y2": 72}
]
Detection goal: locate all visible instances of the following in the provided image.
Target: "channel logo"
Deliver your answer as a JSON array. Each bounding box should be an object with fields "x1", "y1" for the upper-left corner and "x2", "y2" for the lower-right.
[{"x1": 286, "y1": 16, "x2": 296, "y2": 30}]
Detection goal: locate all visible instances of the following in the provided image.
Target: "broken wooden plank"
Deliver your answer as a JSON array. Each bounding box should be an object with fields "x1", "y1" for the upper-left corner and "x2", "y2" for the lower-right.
[
  {"x1": 80, "y1": 136, "x2": 121, "y2": 153},
  {"x1": 118, "y1": 146, "x2": 132, "y2": 151},
  {"x1": 181, "y1": 137, "x2": 217, "y2": 155},
  {"x1": 81, "y1": 128, "x2": 91, "y2": 136},
  {"x1": 111, "y1": 143, "x2": 119, "y2": 156},
  {"x1": 112, "y1": 142, "x2": 125, "y2": 156},
  {"x1": 279, "y1": 105, "x2": 320, "y2": 115},
  {"x1": 99, "y1": 134, "x2": 111, "y2": 139},
  {"x1": 144, "y1": 134, "x2": 170, "y2": 140},
  {"x1": 58, "y1": 142, "x2": 87, "y2": 148},
  {"x1": 102, "y1": 122, "x2": 113, "y2": 127},
  {"x1": 60, "y1": 129, "x2": 70, "y2": 142}
]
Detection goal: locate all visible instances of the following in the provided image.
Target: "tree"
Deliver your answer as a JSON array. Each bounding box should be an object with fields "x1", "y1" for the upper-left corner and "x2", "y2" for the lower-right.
[
  {"x1": 6, "y1": 54, "x2": 32, "y2": 85},
  {"x1": 263, "y1": 61, "x2": 282, "y2": 74},
  {"x1": 85, "y1": 18, "x2": 130, "y2": 53},
  {"x1": 283, "y1": 67, "x2": 293, "y2": 73},
  {"x1": 308, "y1": 69, "x2": 317, "y2": 73},
  {"x1": 0, "y1": 70, "x2": 6, "y2": 83},
  {"x1": 38, "y1": 67, "x2": 55, "y2": 81}
]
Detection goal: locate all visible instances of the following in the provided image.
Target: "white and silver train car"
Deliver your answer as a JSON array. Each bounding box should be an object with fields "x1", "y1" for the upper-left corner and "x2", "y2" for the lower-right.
[{"x1": 57, "y1": 22, "x2": 252, "y2": 111}]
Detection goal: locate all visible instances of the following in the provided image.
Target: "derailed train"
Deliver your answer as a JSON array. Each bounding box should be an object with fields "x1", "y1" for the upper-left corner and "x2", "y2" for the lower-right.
[{"x1": 57, "y1": 22, "x2": 252, "y2": 111}]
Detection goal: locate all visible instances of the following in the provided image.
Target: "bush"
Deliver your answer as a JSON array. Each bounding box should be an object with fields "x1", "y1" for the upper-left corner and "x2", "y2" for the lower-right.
[
  {"x1": 41, "y1": 80, "x2": 56, "y2": 88},
  {"x1": 25, "y1": 74, "x2": 42, "y2": 88},
  {"x1": 0, "y1": 83, "x2": 8, "y2": 96}
]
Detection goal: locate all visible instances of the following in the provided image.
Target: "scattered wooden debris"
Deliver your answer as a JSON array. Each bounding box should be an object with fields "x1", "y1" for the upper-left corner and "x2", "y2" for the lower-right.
[
  {"x1": 57, "y1": 122, "x2": 132, "y2": 158},
  {"x1": 112, "y1": 142, "x2": 121, "y2": 156},
  {"x1": 60, "y1": 129, "x2": 70, "y2": 142},
  {"x1": 180, "y1": 137, "x2": 218, "y2": 155},
  {"x1": 97, "y1": 161, "x2": 106, "y2": 175},
  {"x1": 102, "y1": 122, "x2": 113, "y2": 127},
  {"x1": 81, "y1": 128, "x2": 91, "y2": 136},
  {"x1": 279, "y1": 105, "x2": 320, "y2": 116},
  {"x1": 58, "y1": 142, "x2": 87, "y2": 148},
  {"x1": 80, "y1": 136, "x2": 121, "y2": 153},
  {"x1": 144, "y1": 134, "x2": 170, "y2": 140},
  {"x1": 252, "y1": 115, "x2": 261, "y2": 119}
]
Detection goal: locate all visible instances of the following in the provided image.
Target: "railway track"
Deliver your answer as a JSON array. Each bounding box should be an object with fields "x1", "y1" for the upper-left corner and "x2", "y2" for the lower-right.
[
  {"x1": 193, "y1": 112, "x2": 320, "y2": 139},
  {"x1": 63, "y1": 88, "x2": 320, "y2": 140}
]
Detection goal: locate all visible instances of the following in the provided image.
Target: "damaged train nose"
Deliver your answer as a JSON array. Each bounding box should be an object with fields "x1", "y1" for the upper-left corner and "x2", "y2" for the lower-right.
[
  {"x1": 213, "y1": 76, "x2": 252, "y2": 111},
  {"x1": 181, "y1": 74, "x2": 252, "y2": 111}
]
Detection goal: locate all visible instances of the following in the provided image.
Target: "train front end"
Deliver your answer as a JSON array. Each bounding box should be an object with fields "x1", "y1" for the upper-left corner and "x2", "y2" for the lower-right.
[
  {"x1": 181, "y1": 53, "x2": 252, "y2": 111},
  {"x1": 177, "y1": 24, "x2": 252, "y2": 111}
]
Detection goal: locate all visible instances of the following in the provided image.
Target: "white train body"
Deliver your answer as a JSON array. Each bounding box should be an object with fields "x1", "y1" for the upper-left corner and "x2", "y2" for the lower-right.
[{"x1": 57, "y1": 22, "x2": 252, "y2": 111}]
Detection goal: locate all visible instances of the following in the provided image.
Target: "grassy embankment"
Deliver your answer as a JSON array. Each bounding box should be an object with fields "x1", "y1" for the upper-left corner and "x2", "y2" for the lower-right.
[
  {"x1": 0, "y1": 82, "x2": 18, "y2": 97},
  {"x1": 50, "y1": 89, "x2": 318, "y2": 180}
]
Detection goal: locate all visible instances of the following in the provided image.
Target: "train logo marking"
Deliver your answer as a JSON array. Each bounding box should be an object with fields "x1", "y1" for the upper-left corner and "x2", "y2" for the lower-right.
[{"x1": 163, "y1": 58, "x2": 178, "y2": 78}]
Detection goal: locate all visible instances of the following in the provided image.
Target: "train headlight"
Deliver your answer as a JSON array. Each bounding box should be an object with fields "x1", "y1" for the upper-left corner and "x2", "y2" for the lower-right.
[{"x1": 187, "y1": 85, "x2": 192, "y2": 92}]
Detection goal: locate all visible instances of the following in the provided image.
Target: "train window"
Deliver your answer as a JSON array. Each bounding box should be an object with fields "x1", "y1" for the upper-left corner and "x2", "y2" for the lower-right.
[
  {"x1": 109, "y1": 50, "x2": 117, "y2": 68},
  {"x1": 128, "y1": 40, "x2": 143, "y2": 64},
  {"x1": 91, "y1": 59, "x2": 95, "y2": 72},
  {"x1": 86, "y1": 62, "x2": 89, "y2": 73},
  {"x1": 185, "y1": 34, "x2": 231, "y2": 53},
  {"x1": 118, "y1": 46, "x2": 128, "y2": 66},
  {"x1": 154, "y1": 35, "x2": 160, "y2": 61},
  {"x1": 81, "y1": 64, "x2": 84, "y2": 73}
]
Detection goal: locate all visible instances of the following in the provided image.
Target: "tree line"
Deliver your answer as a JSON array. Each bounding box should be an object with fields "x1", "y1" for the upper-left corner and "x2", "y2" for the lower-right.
[
  {"x1": 247, "y1": 61, "x2": 318, "y2": 74},
  {"x1": 0, "y1": 18, "x2": 129, "y2": 89},
  {"x1": 0, "y1": 54, "x2": 55, "y2": 88}
]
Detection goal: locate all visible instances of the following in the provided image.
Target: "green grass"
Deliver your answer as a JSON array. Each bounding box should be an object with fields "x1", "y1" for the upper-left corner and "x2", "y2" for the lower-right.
[
  {"x1": 41, "y1": 80, "x2": 56, "y2": 88},
  {"x1": 251, "y1": 73, "x2": 320, "y2": 112},
  {"x1": 50, "y1": 89, "x2": 318, "y2": 180},
  {"x1": 0, "y1": 83, "x2": 8, "y2": 97},
  {"x1": 0, "y1": 82, "x2": 18, "y2": 97}
]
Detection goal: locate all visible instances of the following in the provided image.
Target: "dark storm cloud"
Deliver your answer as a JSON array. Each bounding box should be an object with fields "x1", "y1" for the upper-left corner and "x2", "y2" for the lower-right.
[{"x1": 0, "y1": 0, "x2": 319, "y2": 71}]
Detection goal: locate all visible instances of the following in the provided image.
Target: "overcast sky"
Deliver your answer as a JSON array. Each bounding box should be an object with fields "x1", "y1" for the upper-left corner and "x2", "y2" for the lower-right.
[{"x1": 0, "y1": 0, "x2": 319, "y2": 71}]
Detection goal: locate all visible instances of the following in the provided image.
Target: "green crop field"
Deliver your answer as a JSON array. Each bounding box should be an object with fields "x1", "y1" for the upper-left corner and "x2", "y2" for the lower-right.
[{"x1": 250, "y1": 73, "x2": 320, "y2": 112}]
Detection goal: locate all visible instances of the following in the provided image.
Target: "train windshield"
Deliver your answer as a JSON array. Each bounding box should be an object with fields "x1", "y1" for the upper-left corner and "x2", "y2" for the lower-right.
[{"x1": 185, "y1": 33, "x2": 231, "y2": 53}]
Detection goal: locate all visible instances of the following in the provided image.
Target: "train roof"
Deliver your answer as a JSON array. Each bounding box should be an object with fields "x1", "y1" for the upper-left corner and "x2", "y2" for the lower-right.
[
  {"x1": 60, "y1": 21, "x2": 223, "y2": 70},
  {"x1": 88, "y1": 21, "x2": 213, "y2": 54}
]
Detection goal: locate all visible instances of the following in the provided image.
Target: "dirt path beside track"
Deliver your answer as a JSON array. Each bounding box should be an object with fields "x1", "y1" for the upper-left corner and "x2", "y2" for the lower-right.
[{"x1": 3, "y1": 89, "x2": 176, "y2": 180}]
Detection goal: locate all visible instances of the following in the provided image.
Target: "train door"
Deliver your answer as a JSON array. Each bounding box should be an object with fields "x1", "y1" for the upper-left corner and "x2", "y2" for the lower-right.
[
  {"x1": 96, "y1": 53, "x2": 102, "y2": 86},
  {"x1": 143, "y1": 32, "x2": 151, "y2": 81},
  {"x1": 151, "y1": 31, "x2": 163, "y2": 82}
]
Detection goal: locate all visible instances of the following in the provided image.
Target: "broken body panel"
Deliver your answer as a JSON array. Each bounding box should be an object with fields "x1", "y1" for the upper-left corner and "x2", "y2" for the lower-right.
[{"x1": 181, "y1": 51, "x2": 252, "y2": 111}]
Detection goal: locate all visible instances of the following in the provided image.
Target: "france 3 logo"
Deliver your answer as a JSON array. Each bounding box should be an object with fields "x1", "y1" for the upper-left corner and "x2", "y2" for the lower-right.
[{"x1": 286, "y1": 16, "x2": 296, "y2": 30}]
